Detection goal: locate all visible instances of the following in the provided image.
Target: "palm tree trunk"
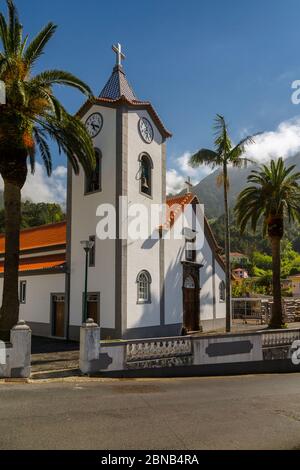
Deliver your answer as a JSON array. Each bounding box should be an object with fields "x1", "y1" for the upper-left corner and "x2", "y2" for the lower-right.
[
  {"x1": 0, "y1": 179, "x2": 22, "y2": 340},
  {"x1": 223, "y1": 163, "x2": 232, "y2": 332},
  {"x1": 269, "y1": 235, "x2": 284, "y2": 328}
]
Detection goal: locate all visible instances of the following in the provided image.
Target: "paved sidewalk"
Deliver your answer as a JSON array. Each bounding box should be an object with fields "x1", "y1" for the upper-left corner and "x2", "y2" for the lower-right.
[{"x1": 31, "y1": 337, "x2": 79, "y2": 377}]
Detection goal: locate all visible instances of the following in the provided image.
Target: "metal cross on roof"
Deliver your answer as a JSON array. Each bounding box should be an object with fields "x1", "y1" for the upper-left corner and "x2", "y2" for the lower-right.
[{"x1": 112, "y1": 43, "x2": 125, "y2": 67}]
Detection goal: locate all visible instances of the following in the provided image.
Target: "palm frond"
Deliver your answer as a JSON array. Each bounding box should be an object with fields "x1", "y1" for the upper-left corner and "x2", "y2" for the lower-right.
[
  {"x1": 235, "y1": 157, "x2": 300, "y2": 237},
  {"x1": 33, "y1": 112, "x2": 95, "y2": 176},
  {"x1": 229, "y1": 134, "x2": 257, "y2": 163},
  {"x1": 27, "y1": 141, "x2": 36, "y2": 174},
  {"x1": 31, "y1": 70, "x2": 93, "y2": 97},
  {"x1": 33, "y1": 127, "x2": 52, "y2": 176},
  {"x1": 189, "y1": 149, "x2": 220, "y2": 169},
  {"x1": 214, "y1": 114, "x2": 232, "y2": 157},
  {"x1": 7, "y1": 0, "x2": 21, "y2": 54},
  {"x1": 23, "y1": 22, "x2": 57, "y2": 66},
  {"x1": 0, "y1": 13, "x2": 9, "y2": 53}
]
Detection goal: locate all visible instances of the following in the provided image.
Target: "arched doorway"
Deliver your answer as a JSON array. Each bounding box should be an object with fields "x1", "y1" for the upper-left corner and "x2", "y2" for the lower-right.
[{"x1": 183, "y1": 268, "x2": 200, "y2": 332}]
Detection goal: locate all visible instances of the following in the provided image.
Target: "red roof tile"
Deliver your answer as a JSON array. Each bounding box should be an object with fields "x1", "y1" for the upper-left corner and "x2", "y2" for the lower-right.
[
  {"x1": 0, "y1": 253, "x2": 66, "y2": 274},
  {"x1": 0, "y1": 221, "x2": 66, "y2": 254},
  {"x1": 163, "y1": 193, "x2": 195, "y2": 229}
]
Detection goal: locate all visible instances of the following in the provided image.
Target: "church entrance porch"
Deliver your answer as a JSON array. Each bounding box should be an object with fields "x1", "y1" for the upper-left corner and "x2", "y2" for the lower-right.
[{"x1": 182, "y1": 263, "x2": 201, "y2": 332}]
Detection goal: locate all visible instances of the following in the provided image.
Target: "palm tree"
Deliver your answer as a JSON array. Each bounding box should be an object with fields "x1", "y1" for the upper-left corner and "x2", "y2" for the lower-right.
[
  {"x1": 189, "y1": 115, "x2": 255, "y2": 332},
  {"x1": 235, "y1": 158, "x2": 300, "y2": 328},
  {"x1": 0, "y1": 1, "x2": 95, "y2": 339}
]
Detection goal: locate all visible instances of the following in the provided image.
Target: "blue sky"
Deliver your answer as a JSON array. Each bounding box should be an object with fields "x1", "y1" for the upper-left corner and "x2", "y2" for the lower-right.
[{"x1": 8, "y1": 0, "x2": 300, "y2": 200}]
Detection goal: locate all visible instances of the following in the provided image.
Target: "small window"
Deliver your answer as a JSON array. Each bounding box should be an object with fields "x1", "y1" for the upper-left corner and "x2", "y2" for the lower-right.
[
  {"x1": 89, "y1": 235, "x2": 96, "y2": 267},
  {"x1": 219, "y1": 281, "x2": 226, "y2": 302},
  {"x1": 19, "y1": 281, "x2": 26, "y2": 304},
  {"x1": 185, "y1": 239, "x2": 196, "y2": 262},
  {"x1": 85, "y1": 149, "x2": 102, "y2": 194},
  {"x1": 139, "y1": 154, "x2": 152, "y2": 197},
  {"x1": 137, "y1": 270, "x2": 152, "y2": 304}
]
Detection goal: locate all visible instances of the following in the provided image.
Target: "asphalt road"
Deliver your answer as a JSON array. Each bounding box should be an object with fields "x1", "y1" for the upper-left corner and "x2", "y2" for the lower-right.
[{"x1": 0, "y1": 373, "x2": 300, "y2": 450}]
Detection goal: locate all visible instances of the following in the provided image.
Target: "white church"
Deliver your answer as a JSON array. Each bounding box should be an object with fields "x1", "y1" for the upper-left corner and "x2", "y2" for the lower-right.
[{"x1": 0, "y1": 45, "x2": 226, "y2": 341}]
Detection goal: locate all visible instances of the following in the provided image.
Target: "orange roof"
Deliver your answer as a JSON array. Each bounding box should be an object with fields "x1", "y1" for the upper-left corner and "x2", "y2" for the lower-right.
[
  {"x1": 0, "y1": 253, "x2": 66, "y2": 274},
  {"x1": 166, "y1": 193, "x2": 195, "y2": 208},
  {"x1": 0, "y1": 221, "x2": 66, "y2": 254},
  {"x1": 230, "y1": 252, "x2": 248, "y2": 258},
  {"x1": 164, "y1": 193, "x2": 195, "y2": 229}
]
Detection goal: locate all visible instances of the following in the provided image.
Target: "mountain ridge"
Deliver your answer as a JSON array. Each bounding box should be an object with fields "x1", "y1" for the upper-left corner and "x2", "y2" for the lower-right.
[{"x1": 188, "y1": 153, "x2": 300, "y2": 219}]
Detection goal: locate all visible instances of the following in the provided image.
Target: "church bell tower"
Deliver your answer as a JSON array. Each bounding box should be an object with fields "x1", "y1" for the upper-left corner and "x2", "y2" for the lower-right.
[{"x1": 67, "y1": 44, "x2": 172, "y2": 340}]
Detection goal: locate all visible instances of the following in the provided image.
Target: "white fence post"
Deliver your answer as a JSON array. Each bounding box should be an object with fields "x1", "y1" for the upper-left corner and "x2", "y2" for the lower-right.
[
  {"x1": 79, "y1": 318, "x2": 100, "y2": 374},
  {"x1": 10, "y1": 320, "x2": 31, "y2": 378}
]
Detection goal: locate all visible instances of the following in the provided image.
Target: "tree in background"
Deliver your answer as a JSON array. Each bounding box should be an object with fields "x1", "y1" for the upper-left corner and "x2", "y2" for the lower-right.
[
  {"x1": 189, "y1": 114, "x2": 255, "y2": 332},
  {"x1": 0, "y1": 1, "x2": 95, "y2": 339},
  {"x1": 235, "y1": 158, "x2": 300, "y2": 328},
  {"x1": 21, "y1": 201, "x2": 65, "y2": 228}
]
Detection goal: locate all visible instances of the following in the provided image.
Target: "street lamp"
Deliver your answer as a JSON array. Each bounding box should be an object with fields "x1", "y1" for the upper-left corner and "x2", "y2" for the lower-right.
[{"x1": 81, "y1": 239, "x2": 95, "y2": 323}]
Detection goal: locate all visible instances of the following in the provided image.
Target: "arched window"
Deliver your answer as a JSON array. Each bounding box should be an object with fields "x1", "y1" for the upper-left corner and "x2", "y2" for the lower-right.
[
  {"x1": 85, "y1": 149, "x2": 102, "y2": 194},
  {"x1": 139, "y1": 153, "x2": 153, "y2": 197},
  {"x1": 136, "y1": 270, "x2": 152, "y2": 304},
  {"x1": 219, "y1": 281, "x2": 226, "y2": 302},
  {"x1": 184, "y1": 275, "x2": 196, "y2": 289}
]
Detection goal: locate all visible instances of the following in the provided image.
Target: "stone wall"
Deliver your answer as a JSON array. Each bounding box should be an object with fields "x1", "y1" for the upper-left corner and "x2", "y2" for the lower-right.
[
  {"x1": 193, "y1": 333, "x2": 263, "y2": 365},
  {"x1": 79, "y1": 320, "x2": 300, "y2": 376}
]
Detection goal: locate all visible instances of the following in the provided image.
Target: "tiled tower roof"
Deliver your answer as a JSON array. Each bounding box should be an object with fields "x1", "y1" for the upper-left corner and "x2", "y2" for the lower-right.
[{"x1": 99, "y1": 65, "x2": 137, "y2": 101}]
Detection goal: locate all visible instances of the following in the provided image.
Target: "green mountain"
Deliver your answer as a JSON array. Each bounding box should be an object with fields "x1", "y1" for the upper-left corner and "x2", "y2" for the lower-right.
[{"x1": 191, "y1": 153, "x2": 300, "y2": 219}]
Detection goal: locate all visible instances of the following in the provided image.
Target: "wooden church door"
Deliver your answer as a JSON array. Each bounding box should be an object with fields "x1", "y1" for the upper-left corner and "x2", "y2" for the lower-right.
[
  {"x1": 183, "y1": 265, "x2": 200, "y2": 332},
  {"x1": 52, "y1": 294, "x2": 65, "y2": 338}
]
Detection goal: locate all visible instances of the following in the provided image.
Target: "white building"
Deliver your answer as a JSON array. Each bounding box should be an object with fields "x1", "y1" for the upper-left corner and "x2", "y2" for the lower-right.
[{"x1": 0, "y1": 45, "x2": 226, "y2": 340}]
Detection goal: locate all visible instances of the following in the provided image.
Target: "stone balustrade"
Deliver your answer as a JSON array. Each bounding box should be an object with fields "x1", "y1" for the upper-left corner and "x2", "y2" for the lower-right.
[
  {"x1": 126, "y1": 337, "x2": 192, "y2": 363},
  {"x1": 262, "y1": 329, "x2": 300, "y2": 347}
]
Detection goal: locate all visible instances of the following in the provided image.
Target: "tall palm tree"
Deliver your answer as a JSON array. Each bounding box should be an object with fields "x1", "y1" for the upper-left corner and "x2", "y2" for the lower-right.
[
  {"x1": 189, "y1": 115, "x2": 255, "y2": 332},
  {"x1": 0, "y1": 1, "x2": 95, "y2": 339},
  {"x1": 235, "y1": 158, "x2": 300, "y2": 328}
]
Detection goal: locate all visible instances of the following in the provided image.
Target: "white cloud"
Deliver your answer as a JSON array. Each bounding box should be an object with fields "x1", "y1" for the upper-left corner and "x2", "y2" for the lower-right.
[
  {"x1": 244, "y1": 116, "x2": 300, "y2": 161},
  {"x1": 53, "y1": 166, "x2": 68, "y2": 178},
  {"x1": 167, "y1": 116, "x2": 300, "y2": 195},
  {"x1": 167, "y1": 151, "x2": 212, "y2": 195},
  {"x1": 177, "y1": 152, "x2": 197, "y2": 177},
  {"x1": 0, "y1": 163, "x2": 67, "y2": 206},
  {"x1": 166, "y1": 169, "x2": 185, "y2": 195}
]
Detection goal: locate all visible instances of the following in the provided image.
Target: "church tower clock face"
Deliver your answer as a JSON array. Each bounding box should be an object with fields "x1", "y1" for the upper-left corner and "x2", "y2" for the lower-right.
[
  {"x1": 138, "y1": 117, "x2": 154, "y2": 144},
  {"x1": 85, "y1": 112, "x2": 103, "y2": 138}
]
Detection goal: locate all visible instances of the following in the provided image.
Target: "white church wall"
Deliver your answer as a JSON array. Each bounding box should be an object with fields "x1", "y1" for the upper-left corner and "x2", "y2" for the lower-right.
[
  {"x1": 70, "y1": 104, "x2": 117, "y2": 329},
  {"x1": 215, "y1": 260, "x2": 226, "y2": 319},
  {"x1": 125, "y1": 110, "x2": 163, "y2": 330},
  {"x1": 0, "y1": 273, "x2": 65, "y2": 325},
  {"x1": 164, "y1": 235, "x2": 184, "y2": 326},
  {"x1": 198, "y1": 235, "x2": 214, "y2": 321}
]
